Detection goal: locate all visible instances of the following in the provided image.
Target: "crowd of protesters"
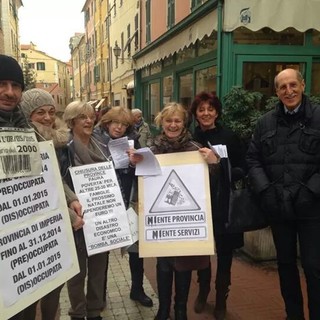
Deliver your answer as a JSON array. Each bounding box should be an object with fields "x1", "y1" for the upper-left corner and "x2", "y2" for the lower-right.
[{"x1": 1, "y1": 53, "x2": 319, "y2": 320}]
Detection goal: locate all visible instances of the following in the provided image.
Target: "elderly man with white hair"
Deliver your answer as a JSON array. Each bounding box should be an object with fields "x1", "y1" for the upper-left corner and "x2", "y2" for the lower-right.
[{"x1": 131, "y1": 108, "x2": 152, "y2": 147}]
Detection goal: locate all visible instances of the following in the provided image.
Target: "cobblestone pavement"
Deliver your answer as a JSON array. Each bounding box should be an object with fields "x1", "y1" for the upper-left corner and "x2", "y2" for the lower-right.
[{"x1": 56, "y1": 249, "x2": 158, "y2": 320}]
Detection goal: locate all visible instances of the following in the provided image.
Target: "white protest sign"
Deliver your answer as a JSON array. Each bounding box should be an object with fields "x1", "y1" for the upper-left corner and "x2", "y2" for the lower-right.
[
  {"x1": 0, "y1": 141, "x2": 79, "y2": 320},
  {"x1": 139, "y1": 151, "x2": 214, "y2": 258},
  {"x1": 0, "y1": 128, "x2": 42, "y2": 179},
  {"x1": 69, "y1": 161, "x2": 133, "y2": 256}
]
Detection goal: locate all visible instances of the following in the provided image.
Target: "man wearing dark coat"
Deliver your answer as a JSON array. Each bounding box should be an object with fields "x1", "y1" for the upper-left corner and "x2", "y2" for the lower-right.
[{"x1": 246, "y1": 68, "x2": 320, "y2": 320}]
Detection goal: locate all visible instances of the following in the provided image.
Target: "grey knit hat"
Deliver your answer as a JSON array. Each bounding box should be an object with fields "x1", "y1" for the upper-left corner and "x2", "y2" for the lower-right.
[{"x1": 20, "y1": 88, "x2": 55, "y2": 119}]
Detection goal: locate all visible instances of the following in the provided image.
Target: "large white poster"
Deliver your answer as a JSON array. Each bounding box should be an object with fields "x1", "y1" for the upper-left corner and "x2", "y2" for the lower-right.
[
  {"x1": 0, "y1": 141, "x2": 79, "y2": 320},
  {"x1": 69, "y1": 161, "x2": 133, "y2": 256},
  {"x1": 139, "y1": 151, "x2": 215, "y2": 257}
]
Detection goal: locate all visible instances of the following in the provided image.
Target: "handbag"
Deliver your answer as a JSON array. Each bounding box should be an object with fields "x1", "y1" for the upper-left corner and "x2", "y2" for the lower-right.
[{"x1": 226, "y1": 180, "x2": 269, "y2": 233}]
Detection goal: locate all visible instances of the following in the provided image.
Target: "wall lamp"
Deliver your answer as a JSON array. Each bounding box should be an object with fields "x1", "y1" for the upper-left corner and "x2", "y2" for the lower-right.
[
  {"x1": 113, "y1": 40, "x2": 132, "y2": 67},
  {"x1": 113, "y1": 41, "x2": 121, "y2": 59}
]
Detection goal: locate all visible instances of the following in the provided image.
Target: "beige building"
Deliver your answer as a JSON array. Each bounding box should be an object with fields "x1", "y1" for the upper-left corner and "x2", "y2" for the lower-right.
[
  {"x1": 20, "y1": 43, "x2": 71, "y2": 112},
  {"x1": 0, "y1": 0, "x2": 23, "y2": 58},
  {"x1": 70, "y1": 0, "x2": 111, "y2": 111},
  {"x1": 109, "y1": 0, "x2": 138, "y2": 108}
]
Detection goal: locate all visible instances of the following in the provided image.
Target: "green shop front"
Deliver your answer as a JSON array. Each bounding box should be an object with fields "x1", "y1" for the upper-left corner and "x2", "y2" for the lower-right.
[
  {"x1": 133, "y1": 0, "x2": 320, "y2": 132},
  {"x1": 133, "y1": 0, "x2": 320, "y2": 260}
]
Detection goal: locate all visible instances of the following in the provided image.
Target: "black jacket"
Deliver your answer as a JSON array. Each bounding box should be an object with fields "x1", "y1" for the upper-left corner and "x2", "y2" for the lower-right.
[
  {"x1": 194, "y1": 124, "x2": 246, "y2": 242},
  {"x1": 246, "y1": 94, "x2": 320, "y2": 221}
]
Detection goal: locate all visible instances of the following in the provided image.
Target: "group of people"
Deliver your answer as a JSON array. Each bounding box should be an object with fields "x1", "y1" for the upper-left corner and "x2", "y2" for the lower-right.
[{"x1": 0, "y1": 53, "x2": 319, "y2": 320}]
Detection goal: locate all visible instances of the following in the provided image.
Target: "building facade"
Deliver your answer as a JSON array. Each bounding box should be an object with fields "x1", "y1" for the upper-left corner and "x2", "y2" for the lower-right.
[
  {"x1": 21, "y1": 43, "x2": 71, "y2": 112},
  {"x1": 0, "y1": 0, "x2": 23, "y2": 58},
  {"x1": 109, "y1": 0, "x2": 138, "y2": 109},
  {"x1": 133, "y1": 0, "x2": 320, "y2": 125}
]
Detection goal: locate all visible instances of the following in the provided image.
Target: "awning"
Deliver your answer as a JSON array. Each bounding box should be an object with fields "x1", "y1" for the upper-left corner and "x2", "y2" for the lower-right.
[
  {"x1": 224, "y1": 0, "x2": 320, "y2": 32},
  {"x1": 94, "y1": 98, "x2": 105, "y2": 110},
  {"x1": 127, "y1": 80, "x2": 134, "y2": 90},
  {"x1": 135, "y1": 10, "x2": 217, "y2": 69}
]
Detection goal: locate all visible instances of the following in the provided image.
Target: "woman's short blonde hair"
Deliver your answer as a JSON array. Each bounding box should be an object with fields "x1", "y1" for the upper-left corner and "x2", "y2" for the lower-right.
[
  {"x1": 98, "y1": 106, "x2": 134, "y2": 127},
  {"x1": 154, "y1": 102, "x2": 188, "y2": 128},
  {"x1": 63, "y1": 101, "x2": 94, "y2": 128}
]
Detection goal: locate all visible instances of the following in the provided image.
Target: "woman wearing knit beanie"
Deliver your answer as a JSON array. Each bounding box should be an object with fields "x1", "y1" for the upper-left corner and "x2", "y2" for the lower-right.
[{"x1": 19, "y1": 88, "x2": 84, "y2": 320}]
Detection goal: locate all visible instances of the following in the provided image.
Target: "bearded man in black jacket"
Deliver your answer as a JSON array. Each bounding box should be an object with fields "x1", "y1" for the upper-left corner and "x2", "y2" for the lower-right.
[{"x1": 247, "y1": 69, "x2": 320, "y2": 320}]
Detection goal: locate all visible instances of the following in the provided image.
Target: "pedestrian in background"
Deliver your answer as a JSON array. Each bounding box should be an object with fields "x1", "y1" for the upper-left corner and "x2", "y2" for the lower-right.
[
  {"x1": 60, "y1": 101, "x2": 110, "y2": 320},
  {"x1": 190, "y1": 92, "x2": 246, "y2": 320},
  {"x1": 151, "y1": 102, "x2": 219, "y2": 320},
  {"x1": 131, "y1": 108, "x2": 153, "y2": 147},
  {"x1": 20, "y1": 88, "x2": 84, "y2": 320},
  {"x1": 246, "y1": 69, "x2": 320, "y2": 320},
  {"x1": 94, "y1": 106, "x2": 153, "y2": 308}
]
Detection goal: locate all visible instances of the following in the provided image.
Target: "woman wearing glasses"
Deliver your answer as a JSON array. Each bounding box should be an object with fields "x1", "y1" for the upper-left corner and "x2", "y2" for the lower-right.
[
  {"x1": 59, "y1": 101, "x2": 110, "y2": 320},
  {"x1": 93, "y1": 106, "x2": 153, "y2": 308}
]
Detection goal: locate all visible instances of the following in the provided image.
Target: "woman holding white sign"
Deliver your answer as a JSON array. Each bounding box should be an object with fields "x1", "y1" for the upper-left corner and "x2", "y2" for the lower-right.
[
  {"x1": 93, "y1": 106, "x2": 153, "y2": 308},
  {"x1": 59, "y1": 101, "x2": 110, "y2": 320},
  {"x1": 19, "y1": 89, "x2": 85, "y2": 320},
  {"x1": 150, "y1": 102, "x2": 220, "y2": 320}
]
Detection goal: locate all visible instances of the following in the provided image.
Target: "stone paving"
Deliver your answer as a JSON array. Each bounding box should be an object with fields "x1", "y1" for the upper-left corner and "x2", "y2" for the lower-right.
[{"x1": 56, "y1": 249, "x2": 158, "y2": 320}]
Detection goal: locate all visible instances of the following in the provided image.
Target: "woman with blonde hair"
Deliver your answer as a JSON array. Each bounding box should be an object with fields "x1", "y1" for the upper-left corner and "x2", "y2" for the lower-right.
[
  {"x1": 151, "y1": 102, "x2": 219, "y2": 320},
  {"x1": 59, "y1": 101, "x2": 110, "y2": 320}
]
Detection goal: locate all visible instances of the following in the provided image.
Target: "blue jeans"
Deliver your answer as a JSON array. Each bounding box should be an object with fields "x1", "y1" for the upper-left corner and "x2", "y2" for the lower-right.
[{"x1": 271, "y1": 220, "x2": 320, "y2": 320}]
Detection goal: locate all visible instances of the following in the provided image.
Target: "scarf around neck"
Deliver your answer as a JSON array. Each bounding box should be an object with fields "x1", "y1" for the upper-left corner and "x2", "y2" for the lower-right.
[
  {"x1": 72, "y1": 135, "x2": 107, "y2": 166},
  {"x1": 152, "y1": 129, "x2": 193, "y2": 153}
]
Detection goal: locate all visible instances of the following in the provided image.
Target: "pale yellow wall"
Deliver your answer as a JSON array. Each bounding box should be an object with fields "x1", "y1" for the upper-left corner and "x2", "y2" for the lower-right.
[
  {"x1": 109, "y1": 0, "x2": 137, "y2": 107},
  {"x1": 21, "y1": 45, "x2": 71, "y2": 110}
]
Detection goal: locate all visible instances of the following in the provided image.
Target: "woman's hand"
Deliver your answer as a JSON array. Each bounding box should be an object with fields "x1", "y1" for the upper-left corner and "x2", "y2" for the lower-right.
[
  {"x1": 127, "y1": 149, "x2": 143, "y2": 166},
  {"x1": 69, "y1": 200, "x2": 83, "y2": 217},
  {"x1": 198, "y1": 147, "x2": 220, "y2": 164},
  {"x1": 72, "y1": 214, "x2": 85, "y2": 231}
]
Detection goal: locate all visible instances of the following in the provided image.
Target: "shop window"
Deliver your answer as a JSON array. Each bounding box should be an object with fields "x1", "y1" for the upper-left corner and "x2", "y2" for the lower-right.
[
  {"x1": 151, "y1": 62, "x2": 161, "y2": 75},
  {"x1": 179, "y1": 73, "x2": 193, "y2": 110},
  {"x1": 198, "y1": 33, "x2": 217, "y2": 56},
  {"x1": 312, "y1": 30, "x2": 320, "y2": 46},
  {"x1": 311, "y1": 63, "x2": 320, "y2": 95},
  {"x1": 176, "y1": 44, "x2": 196, "y2": 64},
  {"x1": 163, "y1": 75, "x2": 173, "y2": 105},
  {"x1": 196, "y1": 66, "x2": 217, "y2": 94},
  {"x1": 141, "y1": 66, "x2": 150, "y2": 78},
  {"x1": 150, "y1": 82, "x2": 160, "y2": 125},
  {"x1": 243, "y1": 62, "x2": 304, "y2": 99},
  {"x1": 234, "y1": 27, "x2": 304, "y2": 45},
  {"x1": 163, "y1": 56, "x2": 174, "y2": 68}
]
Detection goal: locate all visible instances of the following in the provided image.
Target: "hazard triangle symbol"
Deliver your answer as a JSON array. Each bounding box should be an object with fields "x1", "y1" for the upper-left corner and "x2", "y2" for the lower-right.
[{"x1": 150, "y1": 169, "x2": 200, "y2": 213}]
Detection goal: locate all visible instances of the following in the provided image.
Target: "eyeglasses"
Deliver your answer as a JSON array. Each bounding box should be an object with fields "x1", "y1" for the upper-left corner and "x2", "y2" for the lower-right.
[
  {"x1": 76, "y1": 114, "x2": 96, "y2": 121},
  {"x1": 110, "y1": 120, "x2": 129, "y2": 128}
]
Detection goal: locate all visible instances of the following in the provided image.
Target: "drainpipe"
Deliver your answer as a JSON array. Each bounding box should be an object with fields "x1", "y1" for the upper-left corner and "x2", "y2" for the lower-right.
[{"x1": 216, "y1": 0, "x2": 223, "y2": 98}]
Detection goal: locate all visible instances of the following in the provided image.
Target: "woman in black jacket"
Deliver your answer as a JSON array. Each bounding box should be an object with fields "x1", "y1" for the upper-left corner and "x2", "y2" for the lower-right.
[{"x1": 190, "y1": 92, "x2": 246, "y2": 320}]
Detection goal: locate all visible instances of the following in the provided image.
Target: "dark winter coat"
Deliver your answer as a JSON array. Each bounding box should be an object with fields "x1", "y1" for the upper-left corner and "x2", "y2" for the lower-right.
[
  {"x1": 193, "y1": 124, "x2": 246, "y2": 249},
  {"x1": 0, "y1": 106, "x2": 28, "y2": 128},
  {"x1": 246, "y1": 94, "x2": 320, "y2": 222}
]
